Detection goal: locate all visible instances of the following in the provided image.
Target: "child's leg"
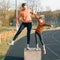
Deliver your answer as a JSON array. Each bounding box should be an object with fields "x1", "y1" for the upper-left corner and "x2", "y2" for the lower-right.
[
  {"x1": 38, "y1": 33, "x2": 44, "y2": 46},
  {"x1": 43, "y1": 45, "x2": 46, "y2": 54},
  {"x1": 35, "y1": 32, "x2": 39, "y2": 50},
  {"x1": 37, "y1": 32, "x2": 46, "y2": 54},
  {"x1": 35, "y1": 32, "x2": 38, "y2": 45}
]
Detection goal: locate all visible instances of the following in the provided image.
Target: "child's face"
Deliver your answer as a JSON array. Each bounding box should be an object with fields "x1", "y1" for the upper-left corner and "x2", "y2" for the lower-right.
[
  {"x1": 39, "y1": 19, "x2": 43, "y2": 22},
  {"x1": 39, "y1": 19, "x2": 44, "y2": 25}
]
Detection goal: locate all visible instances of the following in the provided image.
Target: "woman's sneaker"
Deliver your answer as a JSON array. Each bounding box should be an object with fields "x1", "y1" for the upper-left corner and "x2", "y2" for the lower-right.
[
  {"x1": 8, "y1": 41, "x2": 14, "y2": 45},
  {"x1": 27, "y1": 44, "x2": 30, "y2": 50}
]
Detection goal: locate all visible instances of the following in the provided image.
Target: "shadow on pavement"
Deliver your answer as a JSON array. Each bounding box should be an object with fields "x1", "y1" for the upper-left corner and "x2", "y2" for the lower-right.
[{"x1": 4, "y1": 34, "x2": 36, "y2": 60}]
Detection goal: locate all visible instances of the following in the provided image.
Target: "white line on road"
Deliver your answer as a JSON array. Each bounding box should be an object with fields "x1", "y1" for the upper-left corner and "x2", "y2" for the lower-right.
[{"x1": 46, "y1": 46, "x2": 60, "y2": 58}]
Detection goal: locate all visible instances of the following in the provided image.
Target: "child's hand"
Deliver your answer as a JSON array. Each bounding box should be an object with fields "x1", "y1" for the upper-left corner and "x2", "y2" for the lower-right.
[{"x1": 51, "y1": 25, "x2": 53, "y2": 27}]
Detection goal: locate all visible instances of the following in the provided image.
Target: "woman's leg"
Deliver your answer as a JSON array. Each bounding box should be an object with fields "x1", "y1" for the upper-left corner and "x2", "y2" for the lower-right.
[
  {"x1": 27, "y1": 23, "x2": 32, "y2": 49},
  {"x1": 9, "y1": 23, "x2": 25, "y2": 45},
  {"x1": 13, "y1": 23, "x2": 25, "y2": 40}
]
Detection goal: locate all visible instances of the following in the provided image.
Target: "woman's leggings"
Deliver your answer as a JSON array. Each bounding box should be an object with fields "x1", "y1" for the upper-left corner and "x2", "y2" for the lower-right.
[
  {"x1": 35, "y1": 31, "x2": 44, "y2": 46},
  {"x1": 13, "y1": 22, "x2": 32, "y2": 44}
]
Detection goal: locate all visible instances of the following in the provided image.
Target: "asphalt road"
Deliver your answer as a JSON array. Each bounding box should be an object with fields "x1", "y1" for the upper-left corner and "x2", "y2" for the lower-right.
[{"x1": 4, "y1": 30, "x2": 60, "y2": 60}]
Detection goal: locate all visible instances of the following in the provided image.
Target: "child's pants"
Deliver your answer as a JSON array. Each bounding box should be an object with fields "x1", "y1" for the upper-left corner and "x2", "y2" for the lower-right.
[
  {"x1": 13, "y1": 22, "x2": 32, "y2": 44},
  {"x1": 35, "y1": 31, "x2": 44, "y2": 46}
]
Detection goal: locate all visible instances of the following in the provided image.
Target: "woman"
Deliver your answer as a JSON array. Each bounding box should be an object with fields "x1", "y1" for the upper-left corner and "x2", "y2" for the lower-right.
[{"x1": 9, "y1": 3, "x2": 39, "y2": 50}]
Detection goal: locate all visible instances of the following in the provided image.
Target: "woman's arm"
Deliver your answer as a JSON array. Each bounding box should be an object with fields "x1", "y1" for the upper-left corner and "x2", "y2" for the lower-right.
[
  {"x1": 16, "y1": 11, "x2": 21, "y2": 24},
  {"x1": 30, "y1": 10, "x2": 39, "y2": 22}
]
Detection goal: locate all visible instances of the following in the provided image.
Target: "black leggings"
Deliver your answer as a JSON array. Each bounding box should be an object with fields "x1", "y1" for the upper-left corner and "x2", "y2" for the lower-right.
[
  {"x1": 35, "y1": 31, "x2": 44, "y2": 46},
  {"x1": 13, "y1": 22, "x2": 32, "y2": 44}
]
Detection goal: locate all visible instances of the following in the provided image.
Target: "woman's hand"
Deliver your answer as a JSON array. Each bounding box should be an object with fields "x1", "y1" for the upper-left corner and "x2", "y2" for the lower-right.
[{"x1": 16, "y1": 23, "x2": 20, "y2": 31}]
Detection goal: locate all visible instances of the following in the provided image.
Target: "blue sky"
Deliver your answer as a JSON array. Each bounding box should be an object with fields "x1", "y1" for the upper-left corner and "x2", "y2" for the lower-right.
[{"x1": 1, "y1": 0, "x2": 60, "y2": 11}]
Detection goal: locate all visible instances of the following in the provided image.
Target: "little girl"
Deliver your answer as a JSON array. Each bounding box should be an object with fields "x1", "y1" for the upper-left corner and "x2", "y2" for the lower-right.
[{"x1": 35, "y1": 16, "x2": 53, "y2": 54}]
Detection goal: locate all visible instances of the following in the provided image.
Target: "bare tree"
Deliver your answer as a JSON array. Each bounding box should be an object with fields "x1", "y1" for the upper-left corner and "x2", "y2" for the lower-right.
[
  {"x1": 0, "y1": 0, "x2": 11, "y2": 26},
  {"x1": 26, "y1": 0, "x2": 41, "y2": 12}
]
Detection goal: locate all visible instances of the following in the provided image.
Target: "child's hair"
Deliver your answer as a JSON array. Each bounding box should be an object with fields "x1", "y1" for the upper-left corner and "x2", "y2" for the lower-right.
[{"x1": 21, "y1": 3, "x2": 26, "y2": 7}]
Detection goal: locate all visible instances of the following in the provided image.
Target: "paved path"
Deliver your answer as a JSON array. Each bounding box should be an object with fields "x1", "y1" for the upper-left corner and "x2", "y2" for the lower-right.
[{"x1": 4, "y1": 30, "x2": 60, "y2": 60}]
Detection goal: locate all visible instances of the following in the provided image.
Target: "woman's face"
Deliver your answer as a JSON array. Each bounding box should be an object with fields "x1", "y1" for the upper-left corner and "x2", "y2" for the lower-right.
[{"x1": 22, "y1": 5, "x2": 27, "y2": 9}]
